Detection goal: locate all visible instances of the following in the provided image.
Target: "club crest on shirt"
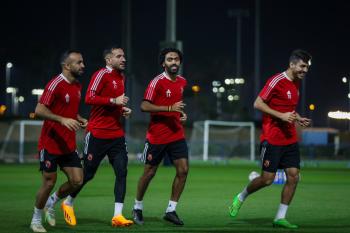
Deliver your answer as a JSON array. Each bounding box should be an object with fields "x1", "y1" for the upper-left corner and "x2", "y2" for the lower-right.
[
  {"x1": 112, "y1": 80, "x2": 117, "y2": 89},
  {"x1": 147, "y1": 153, "x2": 153, "y2": 161},
  {"x1": 65, "y1": 93, "x2": 70, "y2": 103},
  {"x1": 287, "y1": 90, "x2": 291, "y2": 99},
  {"x1": 263, "y1": 160, "x2": 270, "y2": 168},
  {"x1": 166, "y1": 89, "x2": 171, "y2": 98}
]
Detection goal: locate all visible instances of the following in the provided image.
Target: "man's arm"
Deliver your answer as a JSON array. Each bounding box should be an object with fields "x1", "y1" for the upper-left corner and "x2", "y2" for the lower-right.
[
  {"x1": 140, "y1": 100, "x2": 185, "y2": 113},
  {"x1": 253, "y1": 96, "x2": 296, "y2": 123},
  {"x1": 35, "y1": 103, "x2": 80, "y2": 131},
  {"x1": 295, "y1": 112, "x2": 311, "y2": 127}
]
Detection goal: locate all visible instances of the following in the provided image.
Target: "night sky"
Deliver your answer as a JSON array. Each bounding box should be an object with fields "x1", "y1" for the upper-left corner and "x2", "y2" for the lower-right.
[{"x1": 1, "y1": 0, "x2": 350, "y2": 127}]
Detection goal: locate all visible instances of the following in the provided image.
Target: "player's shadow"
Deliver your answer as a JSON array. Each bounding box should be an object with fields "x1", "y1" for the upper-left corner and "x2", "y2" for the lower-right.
[
  {"x1": 143, "y1": 216, "x2": 162, "y2": 223},
  {"x1": 77, "y1": 217, "x2": 109, "y2": 225},
  {"x1": 227, "y1": 217, "x2": 272, "y2": 226}
]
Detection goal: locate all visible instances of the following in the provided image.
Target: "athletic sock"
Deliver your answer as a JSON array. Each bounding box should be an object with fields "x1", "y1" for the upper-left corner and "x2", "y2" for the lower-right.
[
  {"x1": 238, "y1": 187, "x2": 249, "y2": 202},
  {"x1": 134, "y1": 199, "x2": 143, "y2": 210},
  {"x1": 275, "y1": 203, "x2": 289, "y2": 220},
  {"x1": 165, "y1": 200, "x2": 177, "y2": 213},
  {"x1": 114, "y1": 202, "x2": 124, "y2": 216},
  {"x1": 46, "y1": 192, "x2": 60, "y2": 208},
  {"x1": 64, "y1": 195, "x2": 75, "y2": 206},
  {"x1": 31, "y1": 207, "x2": 43, "y2": 224}
]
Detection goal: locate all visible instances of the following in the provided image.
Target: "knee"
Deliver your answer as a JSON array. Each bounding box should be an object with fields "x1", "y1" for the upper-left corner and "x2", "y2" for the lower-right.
[
  {"x1": 44, "y1": 180, "x2": 56, "y2": 190},
  {"x1": 144, "y1": 169, "x2": 157, "y2": 180},
  {"x1": 70, "y1": 177, "x2": 83, "y2": 189},
  {"x1": 116, "y1": 168, "x2": 128, "y2": 179},
  {"x1": 177, "y1": 167, "x2": 189, "y2": 179},
  {"x1": 287, "y1": 174, "x2": 299, "y2": 184},
  {"x1": 261, "y1": 177, "x2": 274, "y2": 186}
]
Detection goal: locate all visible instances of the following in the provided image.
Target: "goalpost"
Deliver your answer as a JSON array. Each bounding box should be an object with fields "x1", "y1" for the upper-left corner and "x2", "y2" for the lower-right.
[
  {"x1": 0, "y1": 120, "x2": 43, "y2": 163},
  {"x1": 189, "y1": 120, "x2": 256, "y2": 161}
]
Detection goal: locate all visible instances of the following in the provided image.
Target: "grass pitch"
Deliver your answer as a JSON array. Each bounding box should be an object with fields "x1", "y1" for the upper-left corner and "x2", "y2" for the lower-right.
[{"x1": 1, "y1": 162, "x2": 350, "y2": 233}]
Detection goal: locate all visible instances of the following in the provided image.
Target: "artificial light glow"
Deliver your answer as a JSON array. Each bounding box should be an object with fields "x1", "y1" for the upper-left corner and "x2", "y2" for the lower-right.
[
  {"x1": 328, "y1": 111, "x2": 350, "y2": 120},
  {"x1": 228, "y1": 95, "x2": 234, "y2": 101},
  {"x1": 18, "y1": 96, "x2": 25, "y2": 102},
  {"x1": 233, "y1": 95, "x2": 240, "y2": 100},
  {"x1": 192, "y1": 85, "x2": 200, "y2": 93},
  {"x1": 6, "y1": 62, "x2": 13, "y2": 69},
  {"x1": 6, "y1": 87, "x2": 17, "y2": 93},
  {"x1": 348, "y1": 93, "x2": 350, "y2": 99},
  {"x1": 342, "y1": 77, "x2": 347, "y2": 83},
  {"x1": 219, "y1": 87, "x2": 225, "y2": 93},
  {"x1": 309, "y1": 104, "x2": 315, "y2": 111},
  {"x1": 32, "y1": 89, "x2": 44, "y2": 95},
  {"x1": 212, "y1": 80, "x2": 221, "y2": 87},
  {"x1": 225, "y1": 79, "x2": 231, "y2": 85},
  {"x1": 212, "y1": 87, "x2": 218, "y2": 93}
]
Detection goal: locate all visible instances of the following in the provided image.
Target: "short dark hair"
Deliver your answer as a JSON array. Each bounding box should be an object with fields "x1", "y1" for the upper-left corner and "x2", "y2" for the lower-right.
[
  {"x1": 289, "y1": 49, "x2": 312, "y2": 64},
  {"x1": 103, "y1": 45, "x2": 122, "y2": 59},
  {"x1": 159, "y1": 47, "x2": 183, "y2": 66},
  {"x1": 60, "y1": 50, "x2": 81, "y2": 65}
]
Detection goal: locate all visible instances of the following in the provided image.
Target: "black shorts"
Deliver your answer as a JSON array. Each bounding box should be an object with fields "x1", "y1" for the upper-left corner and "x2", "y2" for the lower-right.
[
  {"x1": 141, "y1": 139, "x2": 188, "y2": 166},
  {"x1": 83, "y1": 132, "x2": 128, "y2": 168},
  {"x1": 260, "y1": 140, "x2": 300, "y2": 173},
  {"x1": 39, "y1": 149, "x2": 82, "y2": 173}
]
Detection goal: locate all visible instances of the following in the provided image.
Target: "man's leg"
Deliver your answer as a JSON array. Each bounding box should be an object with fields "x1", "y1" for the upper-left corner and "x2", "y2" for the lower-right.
[
  {"x1": 30, "y1": 171, "x2": 57, "y2": 232},
  {"x1": 163, "y1": 157, "x2": 189, "y2": 226},
  {"x1": 132, "y1": 164, "x2": 159, "y2": 225},
  {"x1": 273, "y1": 143, "x2": 300, "y2": 229},
  {"x1": 273, "y1": 167, "x2": 299, "y2": 229},
  {"x1": 109, "y1": 138, "x2": 133, "y2": 227}
]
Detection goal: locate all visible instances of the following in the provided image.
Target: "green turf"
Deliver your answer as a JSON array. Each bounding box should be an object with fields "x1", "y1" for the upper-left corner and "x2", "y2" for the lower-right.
[{"x1": 1, "y1": 162, "x2": 350, "y2": 233}]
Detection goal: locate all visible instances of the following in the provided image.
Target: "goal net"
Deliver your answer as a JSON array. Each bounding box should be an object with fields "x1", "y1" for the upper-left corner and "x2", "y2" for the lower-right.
[
  {"x1": 189, "y1": 120, "x2": 256, "y2": 161},
  {"x1": 0, "y1": 120, "x2": 43, "y2": 163}
]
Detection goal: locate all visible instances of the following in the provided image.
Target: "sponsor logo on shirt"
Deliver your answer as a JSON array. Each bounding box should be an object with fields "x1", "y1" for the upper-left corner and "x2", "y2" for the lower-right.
[
  {"x1": 65, "y1": 93, "x2": 70, "y2": 103},
  {"x1": 166, "y1": 89, "x2": 171, "y2": 98},
  {"x1": 287, "y1": 90, "x2": 291, "y2": 99}
]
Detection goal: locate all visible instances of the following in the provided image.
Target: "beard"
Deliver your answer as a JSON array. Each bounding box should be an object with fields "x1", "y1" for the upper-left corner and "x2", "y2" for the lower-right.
[
  {"x1": 165, "y1": 64, "x2": 179, "y2": 75},
  {"x1": 71, "y1": 69, "x2": 84, "y2": 78}
]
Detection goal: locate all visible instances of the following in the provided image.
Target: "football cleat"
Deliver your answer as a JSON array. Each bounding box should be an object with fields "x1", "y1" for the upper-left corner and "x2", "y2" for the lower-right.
[
  {"x1": 229, "y1": 194, "x2": 243, "y2": 218},
  {"x1": 163, "y1": 211, "x2": 184, "y2": 225},
  {"x1": 30, "y1": 221, "x2": 47, "y2": 233},
  {"x1": 273, "y1": 218, "x2": 298, "y2": 229},
  {"x1": 111, "y1": 214, "x2": 134, "y2": 227},
  {"x1": 61, "y1": 202, "x2": 76, "y2": 226},
  {"x1": 132, "y1": 209, "x2": 144, "y2": 225},
  {"x1": 44, "y1": 206, "x2": 56, "y2": 226}
]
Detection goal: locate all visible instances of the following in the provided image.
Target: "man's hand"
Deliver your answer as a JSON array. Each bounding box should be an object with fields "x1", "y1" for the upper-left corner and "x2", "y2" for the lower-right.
[
  {"x1": 78, "y1": 118, "x2": 88, "y2": 128},
  {"x1": 111, "y1": 94, "x2": 129, "y2": 106},
  {"x1": 60, "y1": 118, "x2": 81, "y2": 131},
  {"x1": 122, "y1": 107, "x2": 132, "y2": 118},
  {"x1": 180, "y1": 111, "x2": 187, "y2": 123},
  {"x1": 171, "y1": 101, "x2": 186, "y2": 112},
  {"x1": 297, "y1": 117, "x2": 311, "y2": 127},
  {"x1": 280, "y1": 111, "x2": 297, "y2": 123}
]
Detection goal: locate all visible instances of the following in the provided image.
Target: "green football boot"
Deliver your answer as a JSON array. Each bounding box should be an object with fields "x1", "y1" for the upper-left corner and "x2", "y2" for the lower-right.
[
  {"x1": 229, "y1": 194, "x2": 243, "y2": 218},
  {"x1": 273, "y1": 218, "x2": 298, "y2": 229}
]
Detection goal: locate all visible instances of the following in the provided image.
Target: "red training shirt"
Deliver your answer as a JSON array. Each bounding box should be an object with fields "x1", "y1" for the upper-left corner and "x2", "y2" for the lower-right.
[
  {"x1": 143, "y1": 72, "x2": 187, "y2": 144},
  {"x1": 85, "y1": 66, "x2": 125, "y2": 139},
  {"x1": 38, "y1": 74, "x2": 81, "y2": 155},
  {"x1": 259, "y1": 72, "x2": 300, "y2": 146}
]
